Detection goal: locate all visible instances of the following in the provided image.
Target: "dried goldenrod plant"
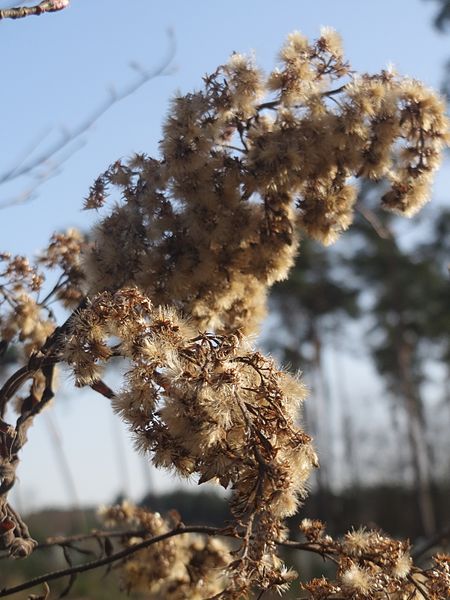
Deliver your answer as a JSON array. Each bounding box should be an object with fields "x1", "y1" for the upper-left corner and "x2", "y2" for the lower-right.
[{"x1": 0, "y1": 30, "x2": 449, "y2": 598}]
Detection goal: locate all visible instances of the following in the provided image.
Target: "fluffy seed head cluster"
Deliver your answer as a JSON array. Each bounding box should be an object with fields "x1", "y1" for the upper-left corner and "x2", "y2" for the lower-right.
[
  {"x1": 299, "y1": 520, "x2": 450, "y2": 599},
  {"x1": 0, "y1": 253, "x2": 53, "y2": 355},
  {"x1": 63, "y1": 287, "x2": 317, "y2": 593},
  {"x1": 62, "y1": 30, "x2": 449, "y2": 596},
  {"x1": 38, "y1": 228, "x2": 86, "y2": 308},
  {"x1": 0, "y1": 230, "x2": 85, "y2": 356},
  {"x1": 98, "y1": 501, "x2": 230, "y2": 598},
  {"x1": 82, "y1": 30, "x2": 448, "y2": 337}
]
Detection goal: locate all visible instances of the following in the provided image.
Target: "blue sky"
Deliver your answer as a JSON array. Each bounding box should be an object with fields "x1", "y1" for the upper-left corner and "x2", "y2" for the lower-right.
[{"x1": 1, "y1": 0, "x2": 449, "y2": 510}]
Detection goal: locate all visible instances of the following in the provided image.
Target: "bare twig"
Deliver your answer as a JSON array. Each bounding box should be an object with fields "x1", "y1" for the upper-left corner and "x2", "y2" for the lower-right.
[
  {"x1": 90, "y1": 380, "x2": 115, "y2": 400},
  {"x1": 0, "y1": 356, "x2": 58, "y2": 417},
  {"x1": 0, "y1": 299, "x2": 88, "y2": 558},
  {"x1": 280, "y1": 539, "x2": 340, "y2": 565},
  {"x1": 0, "y1": 0, "x2": 69, "y2": 20},
  {"x1": 407, "y1": 573, "x2": 431, "y2": 600},
  {"x1": 0, "y1": 527, "x2": 151, "y2": 559},
  {"x1": 356, "y1": 204, "x2": 393, "y2": 239},
  {"x1": 0, "y1": 525, "x2": 358, "y2": 597},
  {"x1": 0, "y1": 525, "x2": 222, "y2": 597},
  {"x1": 0, "y1": 29, "x2": 176, "y2": 207},
  {"x1": 0, "y1": 364, "x2": 59, "y2": 558},
  {"x1": 39, "y1": 528, "x2": 149, "y2": 549},
  {"x1": 0, "y1": 126, "x2": 52, "y2": 183},
  {"x1": 0, "y1": 137, "x2": 85, "y2": 209}
]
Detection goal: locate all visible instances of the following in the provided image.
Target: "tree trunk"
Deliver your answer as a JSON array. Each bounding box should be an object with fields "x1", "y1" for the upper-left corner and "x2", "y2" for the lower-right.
[
  {"x1": 398, "y1": 340, "x2": 436, "y2": 537},
  {"x1": 310, "y1": 326, "x2": 332, "y2": 521}
]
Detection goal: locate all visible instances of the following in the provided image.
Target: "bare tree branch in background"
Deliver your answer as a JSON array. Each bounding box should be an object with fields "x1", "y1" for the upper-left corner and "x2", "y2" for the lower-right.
[
  {"x1": 0, "y1": 0, "x2": 69, "y2": 20},
  {"x1": 426, "y1": 0, "x2": 450, "y2": 31},
  {"x1": 0, "y1": 29, "x2": 176, "y2": 208}
]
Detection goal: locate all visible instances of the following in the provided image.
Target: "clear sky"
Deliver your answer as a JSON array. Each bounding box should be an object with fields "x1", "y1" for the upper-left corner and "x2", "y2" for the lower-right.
[{"x1": 1, "y1": 0, "x2": 449, "y2": 511}]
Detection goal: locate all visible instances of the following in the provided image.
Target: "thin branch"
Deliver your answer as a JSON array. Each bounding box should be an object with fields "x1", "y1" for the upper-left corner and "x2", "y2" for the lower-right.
[
  {"x1": 0, "y1": 525, "x2": 222, "y2": 598},
  {"x1": 0, "y1": 137, "x2": 86, "y2": 209},
  {"x1": 255, "y1": 85, "x2": 347, "y2": 112},
  {"x1": 0, "y1": 29, "x2": 176, "y2": 203},
  {"x1": 0, "y1": 126, "x2": 52, "y2": 183},
  {"x1": 38, "y1": 528, "x2": 149, "y2": 550},
  {"x1": 0, "y1": 356, "x2": 58, "y2": 417},
  {"x1": 0, "y1": 297, "x2": 87, "y2": 416},
  {"x1": 356, "y1": 204, "x2": 393, "y2": 240},
  {"x1": 90, "y1": 380, "x2": 116, "y2": 400},
  {"x1": 0, "y1": 525, "x2": 355, "y2": 597},
  {"x1": 3, "y1": 522, "x2": 438, "y2": 597},
  {"x1": 280, "y1": 539, "x2": 340, "y2": 565},
  {"x1": 407, "y1": 573, "x2": 431, "y2": 600},
  {"x1": 0, "y1": 527, "x2": 152, "y2": 559},
  {"x1": 0, "y1": 0, "x2": 69, "y2": 20},
  {"x1": 0, "y1": 301, "x2": 90, "y2": 558}
]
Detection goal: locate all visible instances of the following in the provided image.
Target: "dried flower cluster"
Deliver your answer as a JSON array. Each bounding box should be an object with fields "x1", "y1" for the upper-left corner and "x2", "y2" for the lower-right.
[
  {"x1": 0, "y1": 29, "x2": 449, "y2": 599},
  {"x1": 0, "y1": 253, "x2": 52, "y2": 356},
  {"x1": 38, "y1": 229, "x2": 86, "y2": 309},
  {"x1": 63, "y1": 287, "x2": 316, "y2": 594},
  {"x1": 0, "y1": 231, "x2": 85, "y2": 560},
  {"x1": 98, "y1": 501, "x2": 231, "y2": 599},
  {"x1": 83, "y1": 29, "x2": 448, "y2": 336},
  {"x1": 0, "y1": 229, "x2": 84, "y2": 358},
  {"x1": 95, "y1": 506, "x2": 450, "y2": 600},
  {"x1": 297, "y1": 519, "x2": 450, "y2": 599}
]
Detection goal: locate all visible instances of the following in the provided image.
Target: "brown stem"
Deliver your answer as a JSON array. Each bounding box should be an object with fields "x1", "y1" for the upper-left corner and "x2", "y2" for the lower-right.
[
  {"x1": 40, "y1": 528, "x2": 149, "y2": 549},
  {"x1": 280, "y1": 540, "x2": 340, "y2": 565},
  {"x1": 0, "y1": 526, "x2": 223, "y2": 597},
  {"x1": 0, "y1": 364, "x2": 35, "y2": 417},
  {"x1": 0, "y1": 528, "x2": 152, "y2": 560},
  {"x1": 356, "y1": 204, "x2": 393, "y2": 240},
  {"x1": 0, "y1": 526, "x2": 355, "y2": 597},
  {"x1": 407, "y1": 573, "x2": 431, "y2": 600},
  {"x1": 0, "y1": 1, "x2": 69, "y2": 20},
  {"x1": 90, "y1": 380, "x2": 116, "y2": 400},
  {"x1": 0, "y1": 296, "x2": 88, "y2": 416},
  {"x1": 255, "y1": 85, "x2": 347, "y2": 112}
]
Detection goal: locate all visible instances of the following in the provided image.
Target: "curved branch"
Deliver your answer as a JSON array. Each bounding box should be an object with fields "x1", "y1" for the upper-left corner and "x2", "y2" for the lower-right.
[
  {"x1": 0, "y1": 356, "x2": 58, "y2": 417},
  {"x1": 0, "y1": 523, "x2": 352, "y2": 598},
  {"x1": 0, "y1": 525, "x2": 223, "y2": 597},
  {"x1": 280, "y1": 539, "x2": 340, "y2": 565}
]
